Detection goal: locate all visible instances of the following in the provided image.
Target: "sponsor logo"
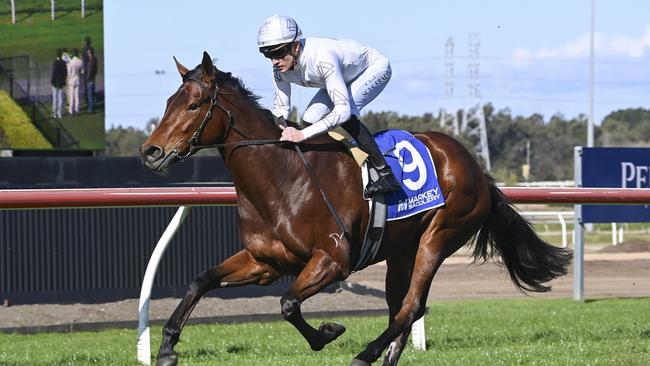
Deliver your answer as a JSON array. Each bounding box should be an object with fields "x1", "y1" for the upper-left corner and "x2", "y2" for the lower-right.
[
  {"x1": 397, "y1": 188, "x2": 440, "y2": 212},
  {"x1": 361, "y1": 71, "x2": 391, "y2": 97}
]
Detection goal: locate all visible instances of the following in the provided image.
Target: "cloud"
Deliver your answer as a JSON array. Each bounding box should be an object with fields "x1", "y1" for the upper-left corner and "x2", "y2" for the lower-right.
[{"x1": 512, "y1": 25, "x2": 650, "y2": 62}]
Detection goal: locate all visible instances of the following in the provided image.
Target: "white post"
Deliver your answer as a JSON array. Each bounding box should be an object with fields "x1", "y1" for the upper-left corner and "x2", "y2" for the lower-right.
[
  {"x1": 10, "y1": 0, "x2": 16, "y2": 24},
  {"x1": 587, "y1": 0, "x2": 595, "y2": 147},
  {"x1": 557, "y1": 213, "x2": 568, "y2": 248},
  {"x1": 574, "y1": 147, "x2": 584, "y2": 301},
  {"x1": 137, "y1": 206, "x2": 192, "y2": 365},
  {"x1": 574, "y1": 205, "x2": 584, "y2": 301},
  {"x1": 80, "y1": 0, "x2": 85, "y2": 18},
  {"x1": 618, "y1": 226, "x2": 624, "y2": 244},
  {"x1": 612, "y1": 223, "x2": 617, "y2": 245},
  {"x1": 51, "y1": 0, "x2": 55, "y2": 20},
  {"x1": 411, "y1": 316, "x2": 426, "y2": 350}
]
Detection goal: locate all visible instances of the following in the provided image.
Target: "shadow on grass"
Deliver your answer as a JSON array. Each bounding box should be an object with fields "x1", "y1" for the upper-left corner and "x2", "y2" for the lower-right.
[
  {"x1": 323, "y1": 281, "x2": 386, "y2": 299},
  {"x1": 54, "y1": 11, "x2": 74, "y2": 20},
  {"x1": 15, "y1": 13, "x2": 34, "y2": 23},
  {"x1": 583, "y1": 296, "x2": 644, "y2": 304}
]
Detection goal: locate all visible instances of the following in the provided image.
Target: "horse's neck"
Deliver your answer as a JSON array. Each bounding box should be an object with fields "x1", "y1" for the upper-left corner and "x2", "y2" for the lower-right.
[
  {"x1": 223, "y1": 96, "x2": 278, "y2": 141},
  {"x1": 221, "y1": 103, "x2": 290, "y2": 196}
]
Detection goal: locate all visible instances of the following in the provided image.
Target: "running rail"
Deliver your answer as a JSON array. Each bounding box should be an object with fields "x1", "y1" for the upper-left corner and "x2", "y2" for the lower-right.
[{"x1": 2, "y1": 186, "x2": 650, "y2": 208}]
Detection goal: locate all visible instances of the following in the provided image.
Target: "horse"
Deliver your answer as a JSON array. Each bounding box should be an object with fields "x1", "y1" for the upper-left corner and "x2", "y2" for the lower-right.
[{"x1": 140, "y1": 51, "x2": 572, "y2": 366}]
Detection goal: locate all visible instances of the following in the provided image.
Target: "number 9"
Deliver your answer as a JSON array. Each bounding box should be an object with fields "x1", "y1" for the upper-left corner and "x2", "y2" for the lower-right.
[{"x1": 393, "y1": 141, "x2": 427, "y2": 191}]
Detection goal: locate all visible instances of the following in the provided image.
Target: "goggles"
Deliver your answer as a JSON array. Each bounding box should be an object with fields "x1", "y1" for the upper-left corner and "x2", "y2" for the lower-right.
[{"x1": 260, "y1": 43, "x2": 293, "y2": 59}]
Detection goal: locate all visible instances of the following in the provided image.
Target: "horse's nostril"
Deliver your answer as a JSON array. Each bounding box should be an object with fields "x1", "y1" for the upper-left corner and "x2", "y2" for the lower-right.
[{"x1": 142, "y1": 145, "x2": 164, "y2": 162}]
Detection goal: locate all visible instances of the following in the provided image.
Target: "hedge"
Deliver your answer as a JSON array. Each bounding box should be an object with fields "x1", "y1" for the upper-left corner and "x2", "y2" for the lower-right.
[{"x1": 0, "y1": 90, "x2": 52, "y2": 149}]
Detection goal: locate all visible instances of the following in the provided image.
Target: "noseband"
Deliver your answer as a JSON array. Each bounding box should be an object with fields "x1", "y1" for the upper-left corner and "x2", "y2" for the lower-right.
[{"x1": 169, "y1": 76, "x2": 247, "y2": 160}]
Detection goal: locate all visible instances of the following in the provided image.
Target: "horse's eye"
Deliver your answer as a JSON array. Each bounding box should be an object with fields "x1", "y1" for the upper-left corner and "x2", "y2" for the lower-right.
[{"x1": 189, "y1": 103, "x2": 199, "y2": 111}]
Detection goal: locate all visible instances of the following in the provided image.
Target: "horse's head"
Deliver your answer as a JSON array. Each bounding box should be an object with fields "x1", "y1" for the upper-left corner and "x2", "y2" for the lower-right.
[{"x1": 140, "y1": 51, "x2": 232, "y2": 172}]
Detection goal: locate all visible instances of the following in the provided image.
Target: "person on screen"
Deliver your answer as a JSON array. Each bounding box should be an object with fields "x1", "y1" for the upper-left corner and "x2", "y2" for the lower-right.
[
  {"x1": 66, "y1": 48, "x2": 83, "y2": 116},
  {"x1": 81, "y1": 36, "x2": 94, "y2": 103},
  {"x1": 256, "y1": 14, "x2": 401, "y2": 197},
  {"x1": 50, "y1": 49, "x2": 67, "y2": 119},
  {"x1": 85, "y1": 48, "x2": 98, "y2": 113}
]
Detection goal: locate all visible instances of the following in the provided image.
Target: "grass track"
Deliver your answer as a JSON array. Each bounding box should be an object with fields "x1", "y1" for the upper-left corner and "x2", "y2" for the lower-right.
[
  {"x1": 1, "y1": 298, "x2": 649, "y2": 365},
  {"x1": 0, "y1": 2, "x2": 103, "y2": 66}
]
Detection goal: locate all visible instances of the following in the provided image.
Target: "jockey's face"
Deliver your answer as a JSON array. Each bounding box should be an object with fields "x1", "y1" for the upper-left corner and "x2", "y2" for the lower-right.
[
  {"x1": 271, "y1": 53, "x2": 293, "y2": 72},
  {"x1": 263, "y1": 42, "x2": 299, "y2": 73}
]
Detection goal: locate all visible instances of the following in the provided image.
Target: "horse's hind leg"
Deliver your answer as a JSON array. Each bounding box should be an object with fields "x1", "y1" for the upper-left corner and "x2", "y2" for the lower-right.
[
  {"x1": 156, "y1": 249, "x2": 279, "y2": 366},
  {"x1": 281, "y1": 249, "x2": 348, "y2": 351}
]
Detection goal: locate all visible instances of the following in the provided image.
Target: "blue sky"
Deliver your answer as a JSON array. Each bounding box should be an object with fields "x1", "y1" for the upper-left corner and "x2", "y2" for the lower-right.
[{"x1": 104, "y1": 1, "x2": 650, "y2": 130}]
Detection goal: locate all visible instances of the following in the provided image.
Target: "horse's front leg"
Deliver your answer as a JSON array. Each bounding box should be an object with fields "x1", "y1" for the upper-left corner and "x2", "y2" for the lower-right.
[
  {"x1": 156, "y1": 249, "x2": 279, "y2": 366},
  {"x1": 351, "y1": 220, "x2": 473, "y2": 365},
  {"x1": 281, "y1": 249, "x2": 348, "y2": 351},
  {"x1": 381, "y1": 249, "x2": 417, "y2": 366}
]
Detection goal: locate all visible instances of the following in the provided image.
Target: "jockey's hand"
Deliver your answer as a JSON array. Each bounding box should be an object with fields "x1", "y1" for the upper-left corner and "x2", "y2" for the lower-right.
[{"x1": 279, "y1": 127, "x2": 305, "y2": 142}]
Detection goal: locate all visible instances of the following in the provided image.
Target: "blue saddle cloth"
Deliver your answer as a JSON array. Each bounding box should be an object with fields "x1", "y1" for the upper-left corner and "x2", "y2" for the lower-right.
[{"x1": 373, "y1": 130, "x2": 445, "y2": 221}]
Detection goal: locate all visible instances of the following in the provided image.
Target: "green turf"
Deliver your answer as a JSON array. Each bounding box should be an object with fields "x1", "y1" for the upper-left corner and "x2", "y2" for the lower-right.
[
  {"x1": 1, "y1": 298, "x2": 648, "y2": 365},
  {"x1": 0, "y1": 90, "x2": 52, "y2": 148},
  {"x1": 0, "y1": 1, "x2": 105, "y2": 150},
  {"x1": 0, "y1": 1, "x2": 103, "y2": 65},
  {"x1": 57, "y1": 111, "x2": 106, "y2": 150}
]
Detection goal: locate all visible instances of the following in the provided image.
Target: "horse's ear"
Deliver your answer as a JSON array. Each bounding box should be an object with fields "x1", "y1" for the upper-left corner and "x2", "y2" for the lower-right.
[
  {"x1": 174, "y1": 56, "x2": 189, "y2": 77},
  {"x1": 201, "y1": 51, "x2": 215, "y2": 77}
]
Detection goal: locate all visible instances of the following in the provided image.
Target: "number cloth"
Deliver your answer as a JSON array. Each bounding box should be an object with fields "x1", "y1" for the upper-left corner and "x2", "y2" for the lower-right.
[{"x1": 372, "y1": 130, "x2": 446, "y2": 220}]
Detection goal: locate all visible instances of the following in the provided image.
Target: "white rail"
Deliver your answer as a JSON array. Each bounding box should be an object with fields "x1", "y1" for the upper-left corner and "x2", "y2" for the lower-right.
[
  {"x1": 519, "y1": 211, "x2": 574, "y2": 248},
  {"x1": 137, "y1": 206, "x2": 192, "y2": 365}
]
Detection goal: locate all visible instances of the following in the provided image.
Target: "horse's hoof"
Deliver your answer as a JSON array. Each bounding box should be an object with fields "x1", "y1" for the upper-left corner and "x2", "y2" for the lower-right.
[
  {"x1": 156, "y1": 354, "x2": 178, "y2": 366},
  {"x1": 310, "y1": 322, "x2": 347, "y2": 351},
  {"x1": 350, "y1": 359, "x2": 371, "y2": 366},
  {"x1": 319, "y1": 322, "x2": 346, "y2": 343}
]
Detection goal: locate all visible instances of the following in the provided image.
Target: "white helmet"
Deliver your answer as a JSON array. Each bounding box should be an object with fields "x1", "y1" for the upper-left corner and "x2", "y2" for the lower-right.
[{"x1": 257, "y1": 15, "x2": 302, "y2": 48}]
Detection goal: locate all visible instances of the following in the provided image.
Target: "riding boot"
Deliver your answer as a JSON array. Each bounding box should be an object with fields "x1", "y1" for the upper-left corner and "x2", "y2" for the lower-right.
[{"x1": 341, "y1": 116, "x2": 402, "y2": 197}]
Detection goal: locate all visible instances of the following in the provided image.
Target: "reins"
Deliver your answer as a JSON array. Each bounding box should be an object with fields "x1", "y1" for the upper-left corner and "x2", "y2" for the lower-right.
[
  {"x1": 294, "y1": 144, "x2": 353, "y2": 244},
  {"x1": 172, "y1": 76, "x2": 352, "y2": 248}
]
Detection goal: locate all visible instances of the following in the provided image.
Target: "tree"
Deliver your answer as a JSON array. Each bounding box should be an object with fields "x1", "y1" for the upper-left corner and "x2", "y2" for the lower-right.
[
  {"x1": 600, "y1": 108, "x2": 650, "y2": 147},
  {"x1": 105, "y1": 125, "x2": 148, "y2": 156}
]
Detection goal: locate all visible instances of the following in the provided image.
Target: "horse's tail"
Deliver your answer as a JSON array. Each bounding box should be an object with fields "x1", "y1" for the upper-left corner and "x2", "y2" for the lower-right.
[{"x1": 472, "y1": 178, "x2": 573, "y2": 292}]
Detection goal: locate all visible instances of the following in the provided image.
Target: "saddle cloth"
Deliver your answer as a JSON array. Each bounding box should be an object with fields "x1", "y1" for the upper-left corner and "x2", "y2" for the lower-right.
[{"x1": 363, "y1": 130, "x2": 445, "y2": 221}]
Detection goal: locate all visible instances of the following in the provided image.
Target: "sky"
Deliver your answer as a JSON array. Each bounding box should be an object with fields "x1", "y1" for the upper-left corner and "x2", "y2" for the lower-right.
[{"x1": 104, "y1": 1, "x2": 650, "y2": 131}]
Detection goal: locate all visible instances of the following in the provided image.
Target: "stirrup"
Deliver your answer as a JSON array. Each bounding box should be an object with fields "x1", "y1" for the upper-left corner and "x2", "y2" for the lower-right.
[{"x1": 364, "y1": 173, "x2": 402, "y2": 198}]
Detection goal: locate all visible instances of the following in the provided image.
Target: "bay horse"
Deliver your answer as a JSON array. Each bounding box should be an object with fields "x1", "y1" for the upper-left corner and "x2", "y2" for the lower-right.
[{"x1": 140, "y1": 52, "x2": 572, "y2": 366}]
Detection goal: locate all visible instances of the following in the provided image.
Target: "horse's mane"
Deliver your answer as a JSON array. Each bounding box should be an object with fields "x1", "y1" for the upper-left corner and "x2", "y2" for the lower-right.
[
  {"x1": 184, "y1": 63, "x2": 303, "y2": 132},
  {"x1": 184, "y1": 65, "x2": 263, "y2": 110}
]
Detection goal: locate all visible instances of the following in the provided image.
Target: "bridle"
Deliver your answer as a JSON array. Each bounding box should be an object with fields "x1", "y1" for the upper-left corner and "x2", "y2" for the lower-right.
[{"x1": 169, "y1": 76, "x2": 246, "y2": 160}]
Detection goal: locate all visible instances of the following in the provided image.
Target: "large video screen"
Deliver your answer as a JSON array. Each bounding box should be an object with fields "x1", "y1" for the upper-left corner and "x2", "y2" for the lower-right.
[{"x1": 0, "y1": 0, "x2": 104, "y2": 151}]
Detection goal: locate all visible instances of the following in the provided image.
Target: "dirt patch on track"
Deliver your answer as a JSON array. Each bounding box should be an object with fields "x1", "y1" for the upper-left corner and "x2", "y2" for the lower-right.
[
  {"x1": 598, "y1": 239, "x2": 650, "y2": 253},
  {"x1": 1, "y1": 246, "x2": 649, "y2": 331}
]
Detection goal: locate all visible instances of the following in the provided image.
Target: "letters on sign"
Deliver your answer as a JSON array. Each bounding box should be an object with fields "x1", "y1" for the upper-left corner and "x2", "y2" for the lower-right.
[{"x1": 621, "y1": 162, "x2": 650, "y2": 188}]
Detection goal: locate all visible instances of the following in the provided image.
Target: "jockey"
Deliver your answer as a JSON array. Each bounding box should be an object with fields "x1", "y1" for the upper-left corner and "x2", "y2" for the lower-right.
[{"x1": 257, "y1": 14, "x2": 402, "y2": 197}]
